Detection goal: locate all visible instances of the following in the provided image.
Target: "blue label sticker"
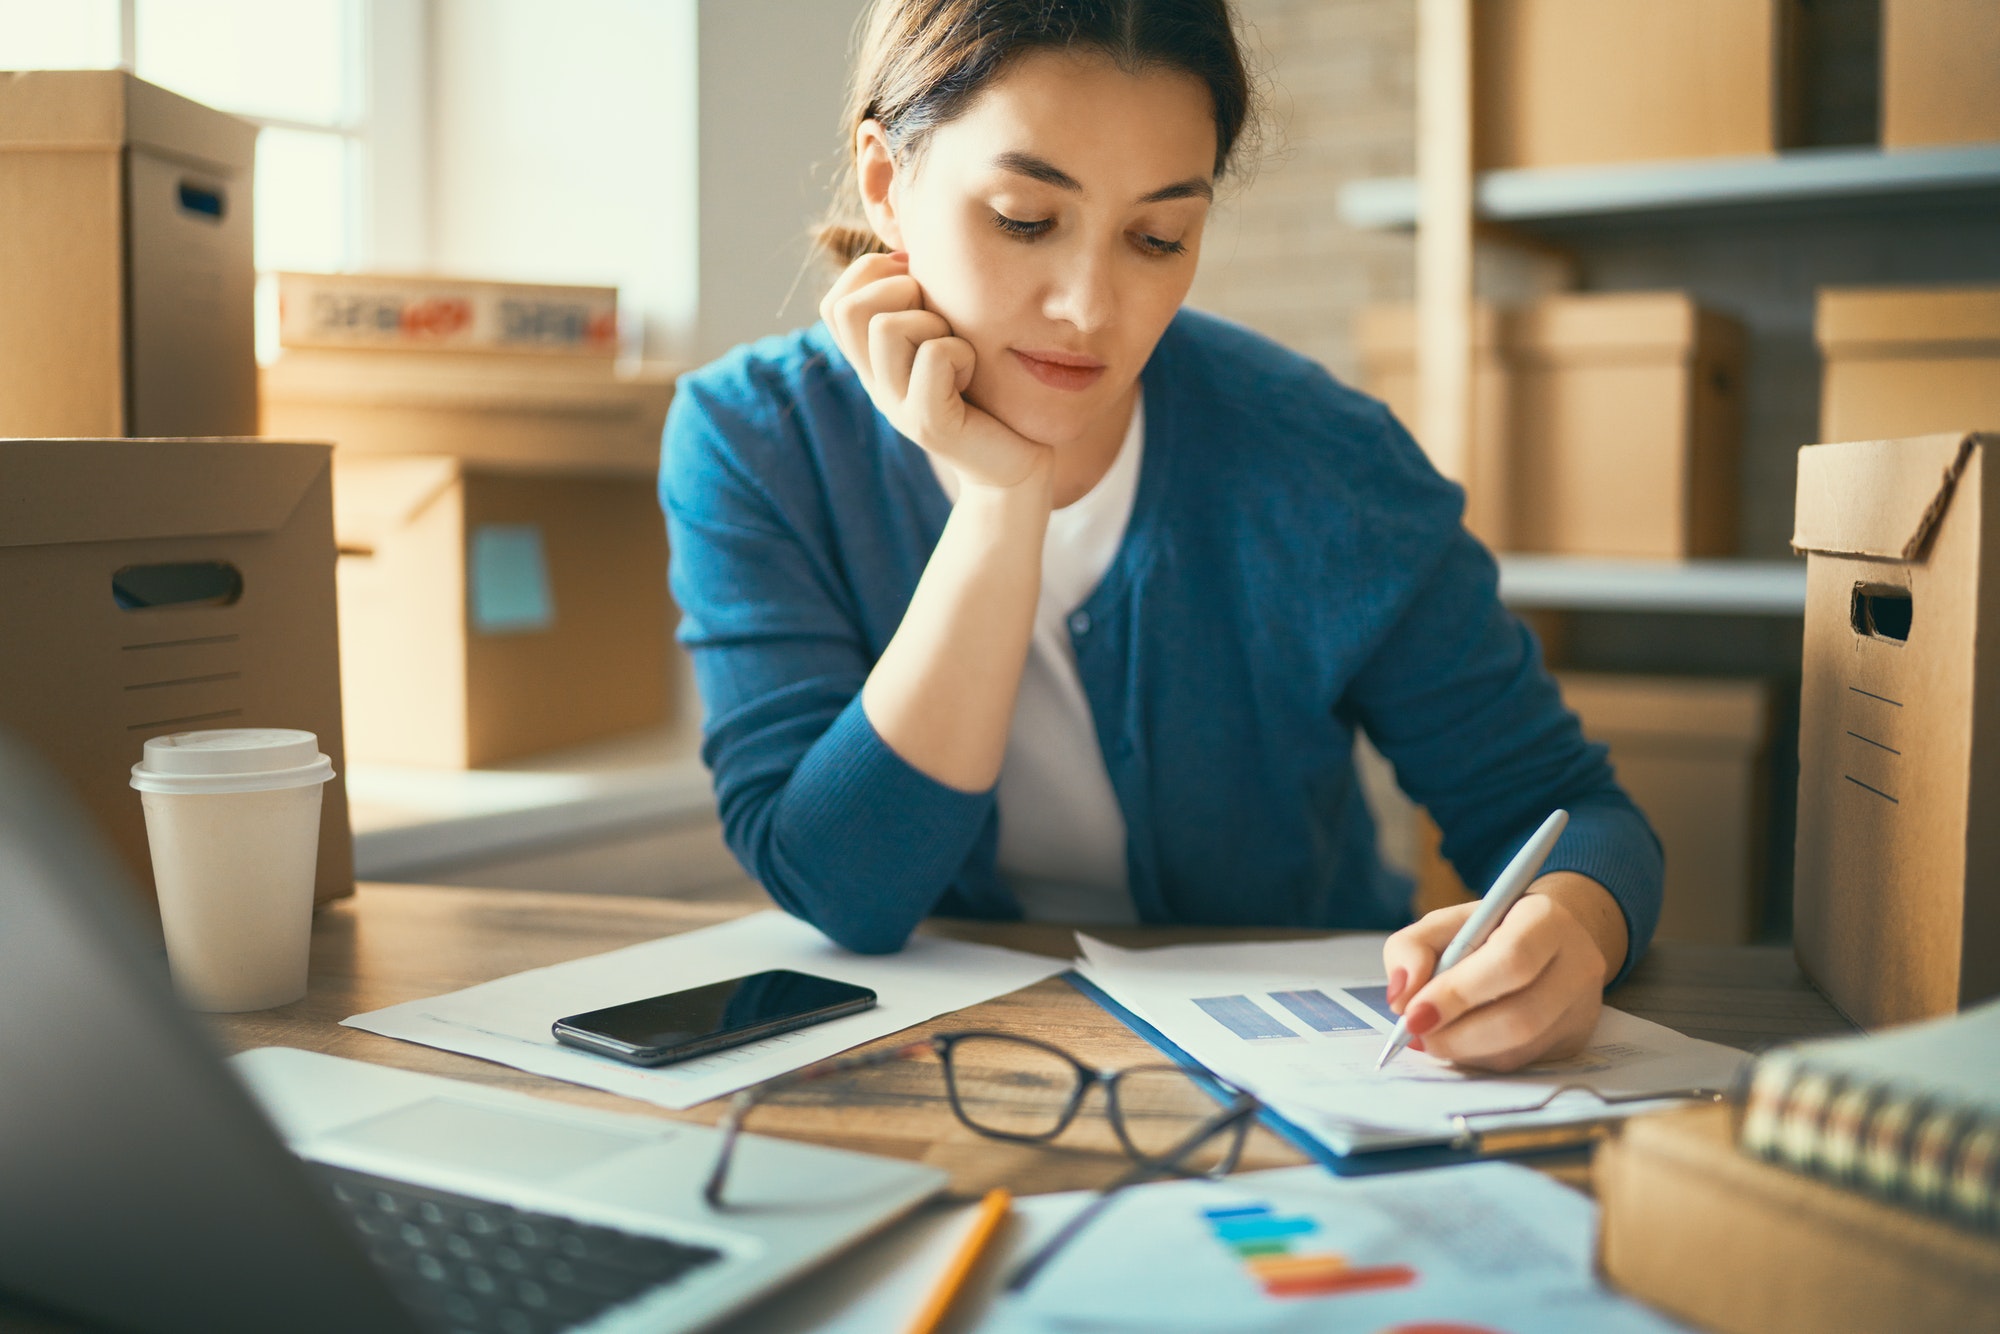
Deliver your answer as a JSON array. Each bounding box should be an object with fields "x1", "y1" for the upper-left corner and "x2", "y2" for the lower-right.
[{"x1": 470, "y1": 524, "x2": 554, "y2": 634}]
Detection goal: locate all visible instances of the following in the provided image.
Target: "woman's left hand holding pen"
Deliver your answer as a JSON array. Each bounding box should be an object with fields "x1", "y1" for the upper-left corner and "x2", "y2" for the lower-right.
[{"x1": 1379, "y1": 872, "x2": 1630, "y2": 1073}]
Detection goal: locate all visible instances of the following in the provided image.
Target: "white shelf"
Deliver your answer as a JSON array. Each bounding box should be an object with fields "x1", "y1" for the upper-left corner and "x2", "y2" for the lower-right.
[
  {"x1": 1339, "y1": 142, "x2": 2000, "y2": 231},
  {"x1": 348, "y1": 724, "x2": 716, "y2": 878},
  {"x1": 1497, "y1": 556, "x2": 1807, "y2": 615}
]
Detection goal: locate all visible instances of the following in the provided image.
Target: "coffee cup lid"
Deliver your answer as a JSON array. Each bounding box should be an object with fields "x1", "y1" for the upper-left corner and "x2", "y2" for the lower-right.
[{"x1": 131, "y1": 728, "x2": 335, "y2": 795}]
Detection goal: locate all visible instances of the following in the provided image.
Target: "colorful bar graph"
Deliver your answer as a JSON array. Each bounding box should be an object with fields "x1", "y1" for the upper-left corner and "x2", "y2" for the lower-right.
[
  {"x1": 1192, "y1": 994, "x2": 1297, "y2": 1040},
  {"x1": 1269, "y1": 988, "x2": 1374, "y2": 1032},
  {"x1": 1198, "y1": 1201, "x2": 1420, "y2": 1302}
]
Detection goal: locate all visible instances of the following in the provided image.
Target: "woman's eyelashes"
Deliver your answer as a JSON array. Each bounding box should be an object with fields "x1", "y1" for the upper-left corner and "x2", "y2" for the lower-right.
[{"x1": 988, "y1": 210, "x2": 1187, "y2": 257}]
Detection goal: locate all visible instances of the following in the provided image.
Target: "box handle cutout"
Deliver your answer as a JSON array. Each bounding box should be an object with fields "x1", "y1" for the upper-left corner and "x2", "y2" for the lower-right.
[
  {"x1": 177, "y1": 181, "x2": 225, "y2": 220},
  {"x1": 1850, "y1": 585, "x2": 1912, "y2": 644},
  {"x1": 113, "y1": 562, "x2": 242, "y2": 611}
]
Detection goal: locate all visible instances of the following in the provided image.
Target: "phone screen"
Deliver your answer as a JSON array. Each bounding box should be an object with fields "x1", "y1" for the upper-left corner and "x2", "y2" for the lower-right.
[{"x1": 552, "y1": 969, "x2": 876, "y2": 1066}]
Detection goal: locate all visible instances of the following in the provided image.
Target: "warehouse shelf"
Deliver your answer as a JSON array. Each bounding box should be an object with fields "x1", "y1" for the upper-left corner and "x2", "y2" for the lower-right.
[
  {"x1": 1338, "y1": 142, "x2": 2000, "y2": 232},
  {"x1": 1496, "y1": 555, "x2": 1807, "y2": 616}
]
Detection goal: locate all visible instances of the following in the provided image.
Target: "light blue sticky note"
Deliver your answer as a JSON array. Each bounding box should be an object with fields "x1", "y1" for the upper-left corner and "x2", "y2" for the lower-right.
[{"x1": 470, "y1": 524, "x2": 554, "y2": 634}]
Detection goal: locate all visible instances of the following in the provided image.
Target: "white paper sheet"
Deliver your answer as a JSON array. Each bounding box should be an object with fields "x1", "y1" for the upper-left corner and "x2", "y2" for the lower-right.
[
  {"x1": 715, "y1": 1165, "x2": 1693, "y2": 1333},
  {"x1": 342, "y1": 911, "x2": 1067, "y2": 1110},
  {"x1": 1077, "y1": 934, "x2": 1748, "y2": 1154}
]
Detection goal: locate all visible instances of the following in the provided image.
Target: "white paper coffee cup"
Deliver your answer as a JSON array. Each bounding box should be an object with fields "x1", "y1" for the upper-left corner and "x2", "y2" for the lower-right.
[{"x1": 130, "y1": 729, "x2": 335, "y2": 1012}]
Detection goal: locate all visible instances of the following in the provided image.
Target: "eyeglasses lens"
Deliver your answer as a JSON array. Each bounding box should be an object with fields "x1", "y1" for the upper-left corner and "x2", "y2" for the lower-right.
[
  {"x1": 1110, "y1": 1067, "x2": 1241, "y2": 1171},
  {"x1": 943, "y1": 1036, "x2": 1084, "y2": 1140}
]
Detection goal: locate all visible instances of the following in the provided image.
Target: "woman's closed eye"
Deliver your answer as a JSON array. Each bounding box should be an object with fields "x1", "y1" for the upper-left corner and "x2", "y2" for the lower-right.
[{"x1": 992, "y1": 210, "x2": 1054, "y2": 239}]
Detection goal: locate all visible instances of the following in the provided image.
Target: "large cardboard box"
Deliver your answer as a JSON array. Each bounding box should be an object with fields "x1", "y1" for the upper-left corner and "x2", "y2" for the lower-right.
[
  {"x1": 1473, "y1": 0, "x2": 1799, "y2": 170},
  {"x1": 334, "y1": 456, "x2": 671, "y2": 767},
  {"x1": 261, "y1": 350, "x2": 674, "y2": 474},
  {"x1": 0, "y1": 439, "x2": 352, "y2": 909},
  {"x1": 1511, "y1": 293, "x2": 1744, "y2": 558},
  {"x1": 1881, "y1": 0, "x2": 2000, "y2": 149},
  {"x1": 1595, "y1": 1105, "x2": 2000, "y2": 1334},
  {"x1": 0, "y1": 71, "x2": 257, "y2": 437},
  {"x1": 276, "y1": 272, "x2": 619, "y2": 358},
  {"x1": 1560, "y1": 673, "x2": 1772, "y2": 946},
  {"x1": 1358, "y1": 293, "x2": 1744, "y2": 558},
  {"x1": 1818, "y1": 285, "x2": 2000, "y2": 443},
  {"x1": 1792, "y1": 432, "x2": 2000, "y2": 1028}
]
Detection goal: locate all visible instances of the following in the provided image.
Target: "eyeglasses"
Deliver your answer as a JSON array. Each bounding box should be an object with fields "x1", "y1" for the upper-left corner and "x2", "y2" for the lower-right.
[{"x1": 702, "y1": 1031, "x2": 1264, "y2": 1286}]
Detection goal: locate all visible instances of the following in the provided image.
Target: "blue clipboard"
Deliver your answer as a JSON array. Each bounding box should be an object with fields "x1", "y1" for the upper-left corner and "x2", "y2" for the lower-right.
[{"x1": 1065, "y1": 970, "x2": 1576, "y2": 1178}]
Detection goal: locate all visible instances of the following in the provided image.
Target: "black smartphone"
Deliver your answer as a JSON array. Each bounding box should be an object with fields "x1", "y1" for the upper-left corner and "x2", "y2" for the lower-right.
[{"x1": 550, "y1": 969, "x2": 878, "y2": 1066}]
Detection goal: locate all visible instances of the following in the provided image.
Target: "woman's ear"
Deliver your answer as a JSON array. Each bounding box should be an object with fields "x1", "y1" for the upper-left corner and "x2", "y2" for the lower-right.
[{"x1": 856, "y1": 120, "x2": 907, "y2": 252}]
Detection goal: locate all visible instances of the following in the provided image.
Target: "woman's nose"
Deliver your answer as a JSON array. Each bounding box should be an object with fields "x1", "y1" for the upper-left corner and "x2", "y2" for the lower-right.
[{"x1": 1042, "y1": 246, "x2": 1119, "y2": 333}]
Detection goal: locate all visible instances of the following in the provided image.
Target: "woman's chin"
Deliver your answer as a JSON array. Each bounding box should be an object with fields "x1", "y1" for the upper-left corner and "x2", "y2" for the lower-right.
[{"x1": 973, "y1": 385, "x2": 1118, "y2": 451}]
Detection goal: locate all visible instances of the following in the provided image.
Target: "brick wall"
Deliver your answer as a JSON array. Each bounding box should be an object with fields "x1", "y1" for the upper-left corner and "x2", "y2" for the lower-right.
[{"x1": 1187, "y1": 0, "x2": 1418, "y2": 384}]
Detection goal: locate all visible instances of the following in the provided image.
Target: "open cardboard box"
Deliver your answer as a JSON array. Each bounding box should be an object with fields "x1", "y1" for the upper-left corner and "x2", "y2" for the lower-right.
[
  {"x1": 1793, "y1": 432, "x2": 1999, "y2": 1028},
  {"x1": 0, "y1": 438, "x2": 352, "y2": 910}
]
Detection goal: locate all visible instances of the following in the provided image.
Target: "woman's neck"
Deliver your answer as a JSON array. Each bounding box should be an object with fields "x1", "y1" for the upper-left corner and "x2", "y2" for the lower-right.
[{"x1": 1050, "y1": 381, "x2": 1139, "y2": 509}]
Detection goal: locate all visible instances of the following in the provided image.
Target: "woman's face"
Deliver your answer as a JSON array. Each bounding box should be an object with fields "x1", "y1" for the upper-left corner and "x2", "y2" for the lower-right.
[{"x1": 860, "y1": 50, "x2": 1218, "y2": 449}]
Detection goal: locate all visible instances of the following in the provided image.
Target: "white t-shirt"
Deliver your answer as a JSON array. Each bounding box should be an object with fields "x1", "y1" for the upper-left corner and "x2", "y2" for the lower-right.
[{"x1": 928, "y1": 399, "x2": 1144, "y2": 924}]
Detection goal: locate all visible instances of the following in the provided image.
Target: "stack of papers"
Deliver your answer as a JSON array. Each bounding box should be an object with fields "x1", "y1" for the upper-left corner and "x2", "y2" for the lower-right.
[
  {"x1": 342, "y1": 911, "x2": 1067, "y2": 1110},
  {"x1": 1076, "y1": 933, "x2": 1748, "y2": 1156}
]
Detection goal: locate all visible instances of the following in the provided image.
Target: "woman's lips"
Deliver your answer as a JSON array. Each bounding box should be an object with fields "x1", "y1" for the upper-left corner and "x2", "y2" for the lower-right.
[{"x1": 1011, "y1": 348, "x2": 1107, "y2": 392}]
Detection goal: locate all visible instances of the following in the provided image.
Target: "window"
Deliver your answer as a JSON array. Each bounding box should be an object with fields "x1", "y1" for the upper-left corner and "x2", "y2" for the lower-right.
[{"x1": 1, "y1": 0, "x2": 403, "y2": 275}]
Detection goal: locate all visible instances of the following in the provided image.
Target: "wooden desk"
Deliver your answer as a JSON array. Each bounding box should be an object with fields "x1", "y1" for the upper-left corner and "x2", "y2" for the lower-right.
[{"x1": 209, "y1": 882, "x2": 1854, "y2": 1201}]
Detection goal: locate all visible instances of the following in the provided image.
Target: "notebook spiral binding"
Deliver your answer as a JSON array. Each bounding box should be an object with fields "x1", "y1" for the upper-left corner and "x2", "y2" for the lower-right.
[{"x1": 1739, "y1": 1050, "x2": 2000, "y2": 1234}]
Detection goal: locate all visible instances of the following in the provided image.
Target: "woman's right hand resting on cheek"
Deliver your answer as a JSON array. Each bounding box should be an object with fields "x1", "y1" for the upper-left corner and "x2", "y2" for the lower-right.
[{"x1": 821, "y1": 252, "x2": 1051, "y2": 492}]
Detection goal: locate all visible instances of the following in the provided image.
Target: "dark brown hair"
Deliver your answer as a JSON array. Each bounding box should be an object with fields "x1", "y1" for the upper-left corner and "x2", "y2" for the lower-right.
[{"x1": 817, "y1": 0, "x2": 1256, "y2": 264}]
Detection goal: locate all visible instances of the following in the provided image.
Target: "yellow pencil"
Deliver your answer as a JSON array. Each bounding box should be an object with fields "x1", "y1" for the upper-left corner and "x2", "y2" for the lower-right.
[{"x1": 903, "y1": 1187, "x2": 1013, "y2": 1334}]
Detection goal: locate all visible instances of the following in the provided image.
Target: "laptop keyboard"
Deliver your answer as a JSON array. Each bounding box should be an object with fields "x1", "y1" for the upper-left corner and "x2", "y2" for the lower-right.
[{"x1": 310, "y1": 1160, "x2": 725, "y2": 1334}]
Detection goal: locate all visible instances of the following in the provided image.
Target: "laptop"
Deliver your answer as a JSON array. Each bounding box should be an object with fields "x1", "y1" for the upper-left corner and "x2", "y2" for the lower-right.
[{"x1": 0, "y1": 732, "x2": 945, "y2": 1334}]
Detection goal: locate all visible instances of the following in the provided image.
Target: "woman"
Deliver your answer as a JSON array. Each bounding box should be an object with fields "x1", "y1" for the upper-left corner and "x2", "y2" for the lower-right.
[{"x1": 662, "y1": 0, "x2": 1659, "y2": 1072}]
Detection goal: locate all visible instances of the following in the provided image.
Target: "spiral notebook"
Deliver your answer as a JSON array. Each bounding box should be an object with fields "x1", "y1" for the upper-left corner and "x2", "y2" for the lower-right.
[{"x1": 1740, "y1": 997, "x2": 2000, "y2": 1233}]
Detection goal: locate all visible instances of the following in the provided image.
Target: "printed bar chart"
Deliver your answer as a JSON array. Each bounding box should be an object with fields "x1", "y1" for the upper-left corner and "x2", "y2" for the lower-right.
[
  {"x1": 1270, "y1": 988, "x2": 1375, "y2": 1032},
  {"x1": 1192, "y1": 995, "x2": 1297, "y2": 1040}
]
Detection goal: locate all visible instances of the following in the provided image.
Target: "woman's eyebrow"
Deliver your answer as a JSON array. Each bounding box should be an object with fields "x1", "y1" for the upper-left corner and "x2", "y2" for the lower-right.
[{"x1": 992, "y1": 150, "x2": 1214, "y2": 204}]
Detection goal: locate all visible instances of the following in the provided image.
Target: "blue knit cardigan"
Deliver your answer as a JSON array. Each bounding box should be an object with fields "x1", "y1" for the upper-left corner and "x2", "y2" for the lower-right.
[{"x1": 661, "y1": 309, "x2": 1662, "y2": 983}]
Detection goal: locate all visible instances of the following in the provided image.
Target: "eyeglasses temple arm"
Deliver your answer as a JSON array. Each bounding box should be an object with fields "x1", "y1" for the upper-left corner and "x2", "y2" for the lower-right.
[{"x1": 1003, "y1": 1097, "x2": 1259, "y2": 1293}]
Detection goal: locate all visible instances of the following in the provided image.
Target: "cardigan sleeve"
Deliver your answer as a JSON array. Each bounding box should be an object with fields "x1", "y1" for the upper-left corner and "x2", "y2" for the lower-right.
[
  {"x1": 1342, "y1": 527, "x2": 1664, "y2": 986},
  {"x1": 660, "y1": 377, "x2": 994, "y2": 954}
]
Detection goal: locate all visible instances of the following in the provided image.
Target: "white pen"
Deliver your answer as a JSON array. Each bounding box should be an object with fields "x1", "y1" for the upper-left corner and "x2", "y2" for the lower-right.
[{"x1": 1375, "y1": 808, "x2": 1570, "y2": 1070}]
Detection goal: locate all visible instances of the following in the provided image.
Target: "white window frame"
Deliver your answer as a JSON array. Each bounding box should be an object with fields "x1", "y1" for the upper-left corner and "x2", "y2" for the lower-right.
[{"x1": 113, "y1": 0, "x2": 428, "y2": 272}]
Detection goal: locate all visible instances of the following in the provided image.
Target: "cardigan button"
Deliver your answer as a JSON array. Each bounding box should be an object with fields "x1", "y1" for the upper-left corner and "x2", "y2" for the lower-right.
[{"x1": 1068, "y1": 611, "x2": 1092, "y2": 636}]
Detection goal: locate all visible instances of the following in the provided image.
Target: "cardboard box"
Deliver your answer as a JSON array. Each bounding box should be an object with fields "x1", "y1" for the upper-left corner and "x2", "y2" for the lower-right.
[
  {"x1": 276, "y1": 272, "x2": 619, "y2": 358},
  {"x1": 1792, "y1": 432, "x2": 2000, "y2": 1028},
  {"x1": 334, "y1": 457, "x2": 671, "y2": 767},
  {"x1": 1596, "y1": 1105, "x2": 2000, "y2": 1334},
  {"x1": 1882, "y1": 0, "x2": 2000, "y2": 149},
  {"x1": 0, "y1": 439, "x2": 352, "y2": 910},
  {"x1": 1818, "y1": 285, "x2": 2000, "y2": 443},
  {"x1": 0, "y1": 71, "x2": 257, "y2": 437},
  {"x1": 1358, "y1": 293, "x2": 1745, "y2": 558},
  {"x1": 261, "y1": 351, "x2": 674, "y2": 474},
  {"x1": 1473, "y1": 0, "x2": 1799, "y2": 170},
  {"x1": 1559, "y1": 673, "x2": 1771, "y2": 946}
]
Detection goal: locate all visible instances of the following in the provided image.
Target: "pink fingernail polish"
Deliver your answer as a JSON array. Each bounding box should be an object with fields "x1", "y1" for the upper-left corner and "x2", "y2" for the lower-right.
[
  {"x1": 1405, "y1": 1001, "x2": 1441, "y2": 1038},
  {"x1": 1386, "y1": 967, "x2": 1408, "y2": 1007},
  {"x1": 1409, "y1": 1035, "x2": 1427, "y2": 1053},
  {"x1": 888, "y1": 250, "x2": 909, "y2": 262}
]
